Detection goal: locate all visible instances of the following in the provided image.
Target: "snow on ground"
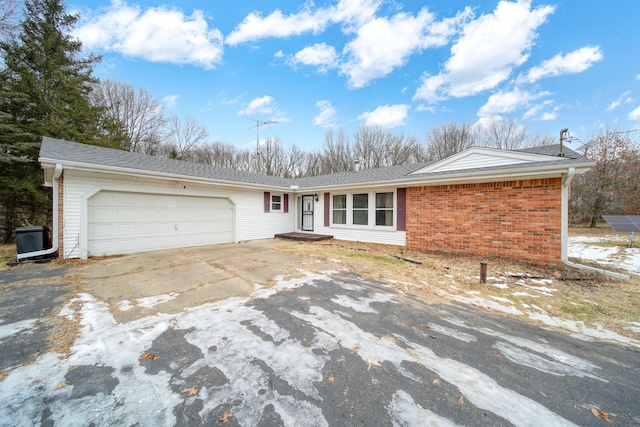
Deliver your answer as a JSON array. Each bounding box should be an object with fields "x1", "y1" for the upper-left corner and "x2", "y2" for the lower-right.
[{"x1": 568, "y1": 235, "x2": 640, "y2": 275}]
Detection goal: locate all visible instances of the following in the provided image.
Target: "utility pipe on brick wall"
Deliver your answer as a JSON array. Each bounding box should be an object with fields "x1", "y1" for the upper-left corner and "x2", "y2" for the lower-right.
[
  {"x1": 560, "y1": 167, "x2": 630, "y2": 280},
  {"x1": 17, "y1": 164, "x2": 62, "y2": 261}
]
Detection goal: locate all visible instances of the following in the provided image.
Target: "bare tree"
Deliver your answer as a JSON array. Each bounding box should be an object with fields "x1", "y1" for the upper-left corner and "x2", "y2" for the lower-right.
[
  {"x1": 570, "y1": 128, "x2": 640, "y2": 226},
  {"x1": 255, "y1": 137, "x2": 288, "y2": 176},
  {"x1": 0, "y1": 0, "x2": 20, "y2": 40},
  {"x1": 167, "y1": 115, "x2": 208, "y2": 160},
  {"x1": 385, "y1": 133, "x2": 426, "y2": 165},
  {"x1": 90, "y1": 79, "x2": 169, "y2": 153},
  {"x1": 353, "y1": 125, "x2": 387, "y2": 169},
  {"x1": 477, "y1": 117, "x2": 554, "y2": 149},
  {"x1": 322, "y1": 127, "x2": 353, "y2": 173},
  {"x1": 424, "y1": 120, "x2": 476, "y2": 161}
]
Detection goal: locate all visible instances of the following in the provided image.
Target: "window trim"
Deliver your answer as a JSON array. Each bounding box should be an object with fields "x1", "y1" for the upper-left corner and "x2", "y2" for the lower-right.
[
  {"x1": 271, "y1": 193, "x2": 283, "y2": 212},
  {"x1": 332, "y1": 194, "x2": 347, "y2": 225},
  {"x1": 329, "y1": 190, "x2": 396, "y2": 230}
]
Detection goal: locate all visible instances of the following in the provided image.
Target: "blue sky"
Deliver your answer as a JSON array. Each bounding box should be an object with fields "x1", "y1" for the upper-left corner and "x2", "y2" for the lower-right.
[{"x1": 69, "y1": 0, "x2": 640, "y2": 151}]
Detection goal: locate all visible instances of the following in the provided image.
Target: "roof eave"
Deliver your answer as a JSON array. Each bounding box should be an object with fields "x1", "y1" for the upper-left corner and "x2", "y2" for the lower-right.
[
  {"x1": 297, "y1": 161, "x2": 594, "y2": 192},
  {"x1": 38, "y1": 157, "x2": 293, "y2": 192}
]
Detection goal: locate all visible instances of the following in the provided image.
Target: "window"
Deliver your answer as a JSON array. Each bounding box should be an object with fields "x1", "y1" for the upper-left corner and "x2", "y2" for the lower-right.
[
  {"x1": 271, "y1": 194, "x2": 282, "y2": 212},
  {"x1": 352, "y1": 193, "x2": 368, "y2": 225},
  {"x1": 332, "y1": 195, "x2": 347, "y2": 225},
  {"x1": 375, "y1": 192, "x2": 394, "y2": 226}
]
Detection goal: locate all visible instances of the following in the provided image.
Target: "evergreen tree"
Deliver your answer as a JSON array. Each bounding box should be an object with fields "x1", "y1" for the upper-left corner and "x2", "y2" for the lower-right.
[
  {"x1": 0, "y1": 0, "x2": 103, "y2": 141},
  {"x1": 0, "y1": 0, "x2": 107, "y2": 243}
]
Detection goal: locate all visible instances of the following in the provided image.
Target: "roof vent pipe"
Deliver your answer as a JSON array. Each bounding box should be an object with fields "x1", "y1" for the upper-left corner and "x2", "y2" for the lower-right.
[{"x1": 354, "y1": 159, "x2": 361, "y2": 172}]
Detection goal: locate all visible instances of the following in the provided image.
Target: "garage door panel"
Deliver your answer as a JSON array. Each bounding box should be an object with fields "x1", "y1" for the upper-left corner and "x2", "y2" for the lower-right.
[{"x1": 88, "y1": 191, "x2": 234, "y2": 256}]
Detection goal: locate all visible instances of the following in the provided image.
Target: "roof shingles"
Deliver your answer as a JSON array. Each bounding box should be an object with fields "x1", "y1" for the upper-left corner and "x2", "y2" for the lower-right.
[{"x1": 40, "y1": 137, "x2": 592, "y2": 190}]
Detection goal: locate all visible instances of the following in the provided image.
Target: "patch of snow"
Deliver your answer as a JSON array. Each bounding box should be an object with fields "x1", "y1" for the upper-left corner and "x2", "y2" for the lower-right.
[
  {"x1": 491, "y1": 283, "x2": 510, "y2": 289},
  {"x1": 569, "y1": 242, "x2": 640, "y2": 275},
  {"x1": 420, "y1": 323, "x2": 477, "y2": 343},
  {"x1": 331, "y1": 293, "x2": 395, "y2": 314},
  {"x1": 0, "y1": 318, "x2": 37, "y2": 341},
  {"x1": 490, "y1": 296, "x2": 513, "y2": 304},
  {"x1": 512, "y1": 292, "x2": 540, "y2": 298},
  {"x1": 293, "y1": 305, "x2": 577, "y2": 426},
  {"x1": 118, "y1": 300, "x2": 133, "y2": 311},
  {"x1": 531, "y1": 279, "x2": 554, "y2": 285},
  {"x1": 136, "y1": 292, "x2": 180, "y2": 308},
  {"x1": 625, "y1": 322, "x2": 640, "y2": 333},
  {"x1": 525, "y1": 311, "x2": 640, "y2": 349},
  {"x1": 569, "y1": 235, "x2": 627, "y2": 243},
  {"x1": 437, "y1": 290, "x2": 523, "y2": 316},
  {"x1": 387, "y1": 390, "x2": 462, "y2": 426},
  {"x1": 493, "y1": 342, "x2": 605, "y2": 381}
]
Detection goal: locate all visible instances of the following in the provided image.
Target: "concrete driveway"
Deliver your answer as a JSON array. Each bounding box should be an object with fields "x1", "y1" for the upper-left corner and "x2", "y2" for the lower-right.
[{"x1": 0, "y1": 240, "x2": 639, "y2": 426}]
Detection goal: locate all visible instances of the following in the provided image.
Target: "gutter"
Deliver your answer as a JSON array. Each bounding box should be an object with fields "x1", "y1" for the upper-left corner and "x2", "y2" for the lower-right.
[
  {"x1": 560, "y1": 167, "x2": 630, "y2": 280},
  {"x1": 18, "y1": 164, "x2": 62, "y2": 261}
]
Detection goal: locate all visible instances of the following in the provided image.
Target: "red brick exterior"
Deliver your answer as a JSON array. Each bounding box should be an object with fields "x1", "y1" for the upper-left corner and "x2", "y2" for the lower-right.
[
  {"x1": 406, "y1": 178, "x2": 562, "y2": 265},
  {"x1": 57, "y1": 172, "x2": 64, "y2": 258}
]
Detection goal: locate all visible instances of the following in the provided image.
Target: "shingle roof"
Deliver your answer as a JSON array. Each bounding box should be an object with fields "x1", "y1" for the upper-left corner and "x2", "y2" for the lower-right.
[
  {"x1": 40, "y1": 137, "x2": 294, "y2": 188},
  {"x1": 39, "y1": 137, "x2": 593, "y2": 191}
]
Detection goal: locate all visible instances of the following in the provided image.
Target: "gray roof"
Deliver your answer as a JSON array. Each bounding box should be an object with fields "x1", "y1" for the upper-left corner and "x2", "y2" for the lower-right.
[
  {"x1": 40, "y1": 137, "x2": 293, "y2": 189},
  {"x1": 39, "y1": 137, "x2": 592, "y2": 191}
]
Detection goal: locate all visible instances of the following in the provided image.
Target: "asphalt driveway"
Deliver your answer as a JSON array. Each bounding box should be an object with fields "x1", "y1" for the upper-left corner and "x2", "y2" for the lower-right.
[{"x1": 0, "y1": 241, "x2": 639, "y2": 426}]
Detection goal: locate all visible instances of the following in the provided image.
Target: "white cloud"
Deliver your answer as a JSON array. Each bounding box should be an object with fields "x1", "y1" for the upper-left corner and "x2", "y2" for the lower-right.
[
  {"x1": 313, "y1": 100, "x2": 338, "y2": 127},
  {"x1": 238, "y1": 96, "x2": 290, "y2": 122},
  {"x1": 629, "y1": 106, "x2": 640, "y2": 121},
  {"x1": 414, "y1": 0, "x2": 555, "y2": 102},
  {"x1": 605, "y1": 91, "x2": 633, "y2": 112},
  {"x1": 226, "y1": 0, "x2": 383, "y2": 45},
  {"x1": 75, "y1": 1, "x2": 223, "y2": 69},
  {"x1": 238, "y1": 95, "x2": 277, "y2": 116},
  {"x1": 523, "y1": 101, "x2": 558, "y2": 120},
  {"x1": 162, "y1": 94, "x2": 179, "y2": 109},
  {"x1": 357, "y1": 104, "x2": 410, "y2": 128},
  {"x1": 522, "y1": 46, "x2": 603, "y2": 83},
  {"x1": 415, "y1": 105, "x2": 436, "y2": 113},
  {"x1": 341, "y1": 8, "x2": 470, "y2": 88},
  {"x1": 636, "y1": 74, "x2": 640, "y2": 80},
  {"x1": 288, "y1": 43, "x2": 339, "y2": 73},
  {"x1": 477, "y1": 87, "x2": 551, "y2": 117}
]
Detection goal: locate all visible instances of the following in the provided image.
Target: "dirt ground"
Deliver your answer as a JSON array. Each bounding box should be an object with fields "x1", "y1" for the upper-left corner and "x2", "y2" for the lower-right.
[{"x1": 276, "y1": 228, "x2": 639, "y2": 340}]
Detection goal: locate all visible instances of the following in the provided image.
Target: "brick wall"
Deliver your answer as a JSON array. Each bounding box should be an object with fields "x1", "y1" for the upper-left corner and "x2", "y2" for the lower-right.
[
  {"x1": 58, "y1": 172, "x2": 64, "y2": 258},
  {"x1": 406, "y1": 178, "x2": 562, "y2": 265}
]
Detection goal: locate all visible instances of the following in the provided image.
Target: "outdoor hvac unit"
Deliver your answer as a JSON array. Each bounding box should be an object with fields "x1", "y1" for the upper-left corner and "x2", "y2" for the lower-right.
[{"x1": 15, "y1": 226, "x2": 51, "y2": 254}]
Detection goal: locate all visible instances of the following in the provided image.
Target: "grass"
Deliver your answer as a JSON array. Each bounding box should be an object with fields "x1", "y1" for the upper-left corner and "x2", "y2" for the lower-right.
[
  {"x1": 277, "y1": 229, "x2": 640, "y2": 340},
  {"x1": 0, "y1": 244, "x2": 16, "y2": 270}
]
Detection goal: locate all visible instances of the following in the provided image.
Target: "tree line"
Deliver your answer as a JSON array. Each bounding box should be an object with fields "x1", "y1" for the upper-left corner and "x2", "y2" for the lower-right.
[{"x1": 1, "y1": 0, "x2": 638, "y2": 244}]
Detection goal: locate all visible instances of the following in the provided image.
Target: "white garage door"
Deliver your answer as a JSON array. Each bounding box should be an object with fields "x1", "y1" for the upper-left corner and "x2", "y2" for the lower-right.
[{"x1": 88, "y1": 191, "x2": 234, "y2": 256}]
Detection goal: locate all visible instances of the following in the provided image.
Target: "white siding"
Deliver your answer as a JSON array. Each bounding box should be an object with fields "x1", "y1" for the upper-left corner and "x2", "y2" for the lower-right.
[
  {"x1": 433, "y1": 153, "x2": 529, "y2": 172},
  {"x1": 61, "y1": 170, "x2": 294, "y2": 259},
  {"x1": 297, "y1": 189, "x2": 406, "y2": 247}
]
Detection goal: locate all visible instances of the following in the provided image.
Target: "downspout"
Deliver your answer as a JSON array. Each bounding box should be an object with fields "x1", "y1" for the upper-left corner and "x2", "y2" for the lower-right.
[
  {"x1": 17, "y1": 164, "x2": 62, "y2": 261},
  {"x1": 561, "y1": 167, "x2": 630, "y2": 280}
]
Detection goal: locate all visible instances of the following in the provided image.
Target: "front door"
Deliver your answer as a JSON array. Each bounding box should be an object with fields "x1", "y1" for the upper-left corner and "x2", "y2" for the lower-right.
[{"x1": 301, "y1": 195, "x2": 314, "y2": 231}]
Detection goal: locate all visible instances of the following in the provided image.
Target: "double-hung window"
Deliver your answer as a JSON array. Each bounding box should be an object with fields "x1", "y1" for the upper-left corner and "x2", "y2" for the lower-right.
[
  {"x1": 352, "y1": 193, "x2": 369, "y2": 225},
  {"x1": 271, "y1": 194, "x2": 282, "y2": 212},
  {"x1": 375, "y1": 192, "x2": 394, "y2": 226},
  {"x1": 333, "y1": 195, "x2": 347, "y2": 225}
]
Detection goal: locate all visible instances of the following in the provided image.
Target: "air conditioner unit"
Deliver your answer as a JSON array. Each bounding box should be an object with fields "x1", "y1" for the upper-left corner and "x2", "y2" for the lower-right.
[{"x1": 15, "y1": 226, "x2": 51, "y2": 254}]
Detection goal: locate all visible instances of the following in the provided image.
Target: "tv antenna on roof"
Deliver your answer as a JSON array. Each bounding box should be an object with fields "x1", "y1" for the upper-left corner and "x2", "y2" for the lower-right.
[{"x1": 247, "y1": 118, "x2": 278, "y2": 149}]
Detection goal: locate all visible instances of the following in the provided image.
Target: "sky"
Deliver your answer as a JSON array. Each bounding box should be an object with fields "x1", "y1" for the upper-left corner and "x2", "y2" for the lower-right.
[{"x1": 67, "y1": 0, "x2": 640, "y2": 151}]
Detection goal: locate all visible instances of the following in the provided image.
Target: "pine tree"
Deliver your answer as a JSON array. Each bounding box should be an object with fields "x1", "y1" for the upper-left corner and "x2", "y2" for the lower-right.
[
  {"x1": 0, "y1": 0, "x2": 103, "y2": 141},
  {"x1": 0, "y1": 0, "x2": 106, "y2": 243}
]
